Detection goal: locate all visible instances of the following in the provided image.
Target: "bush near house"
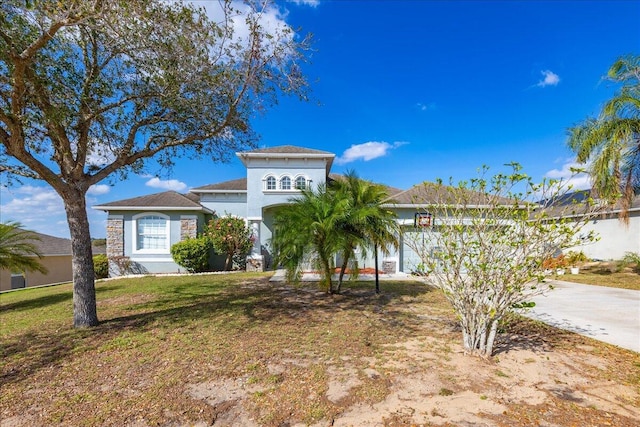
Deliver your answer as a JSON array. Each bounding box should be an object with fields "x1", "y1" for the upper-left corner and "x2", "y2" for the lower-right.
[
  {"x1": 170, "y1": 237, "x2": 213, "y2": 273},
  {"x1": 93, "y1": 254, "x2": 109, "y2": 279},
  {"x1": 205, "y1": 216, "x2": 253, "y2": 271}
]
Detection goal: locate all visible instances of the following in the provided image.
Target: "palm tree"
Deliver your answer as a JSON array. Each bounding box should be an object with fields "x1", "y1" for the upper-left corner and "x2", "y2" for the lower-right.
[
  {"x1": 332, "y1": 171, "x2": 399, "y2": 293},
  {"x1": 0, "y1": 222, "x2": 48, "y2": 274},
  {"x1": 568, "y1": 54, "x2": 640, "y2": 221},
  {"x1": 271, "y1": 183, "x2": 349, "y2": 293}
]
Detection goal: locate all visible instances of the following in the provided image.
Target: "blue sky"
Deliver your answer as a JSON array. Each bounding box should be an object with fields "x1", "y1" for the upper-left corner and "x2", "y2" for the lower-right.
[{"x1": 1, "y1": 0, "x2": 639, "y2": 238}]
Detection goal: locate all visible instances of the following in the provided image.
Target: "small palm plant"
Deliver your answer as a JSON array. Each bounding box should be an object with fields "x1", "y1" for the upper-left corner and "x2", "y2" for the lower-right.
[{"x1": 0, "y1": 222, "x2": 47, "y2": 274}]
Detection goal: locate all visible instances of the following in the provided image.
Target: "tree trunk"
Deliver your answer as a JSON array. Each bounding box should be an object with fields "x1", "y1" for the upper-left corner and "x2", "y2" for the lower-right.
[
  {"x1": 337, "y1": 251, "x2": 351, "y2": 294},
  {"x1": 320, "y1": 256, "x2": 333, "y2": 293},
  {"x1": 374, "y1": 244, "x2": 379, "y2": 294},
  {"x1": 225, "y1": 253, "x2": 232, "y2": 271},
  {"x1": 485, "y1": 319, "x2": 499, "y2": 357},
  {"x1": 63, "y1": 192, "x2": 99, "y2": 327}
]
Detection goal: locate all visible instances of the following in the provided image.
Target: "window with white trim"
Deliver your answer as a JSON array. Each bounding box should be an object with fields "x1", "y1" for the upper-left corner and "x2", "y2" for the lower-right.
[
  {"x1": 265, "y1": 175, "x2": 276, "y2": 190},
  {"x1": 134, "y1": 214, "x2": 170, "y2": 252},
  {"x1": 280, "y1": 176, "x2": 291, "y2": 190},
  {"x1": 295, "y1": 176, "x2": 307, "y2": 190}
]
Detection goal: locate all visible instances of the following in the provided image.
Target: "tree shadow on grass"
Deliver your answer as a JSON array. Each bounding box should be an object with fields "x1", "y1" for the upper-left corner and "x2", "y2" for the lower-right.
[
  {"x1": 0, "y1": 277, "x2": 435, "y2": 386},
  {"x1": 0, "y1": 291, "x2": 72, "y2": 312}
]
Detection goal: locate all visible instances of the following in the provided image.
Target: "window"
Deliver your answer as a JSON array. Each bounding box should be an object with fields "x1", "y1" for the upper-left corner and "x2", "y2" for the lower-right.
[
  {"x1": 134, "y1": 214, "x2": 169, "y2": 252},
  {"x1": 280, "y1": 176, "x2": 291, "y2": 190},
  {"x1": 265, "y1": 175, "x2": 276, "y2": 190},
  {"x1": 295, "y1": 176, "x2": 307, "y2": 190}
]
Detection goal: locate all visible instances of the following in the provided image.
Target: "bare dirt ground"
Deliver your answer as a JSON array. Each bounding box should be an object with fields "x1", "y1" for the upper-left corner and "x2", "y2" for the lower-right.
[
  {"x1": 1, "y1": 276, "x2": 639, "y2": 427},
  {"x1": 184, "y1": 283, "x2": 640, "y2": 427}
]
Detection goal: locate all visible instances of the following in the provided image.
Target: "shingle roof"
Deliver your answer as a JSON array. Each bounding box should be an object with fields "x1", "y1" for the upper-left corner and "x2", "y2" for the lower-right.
[
  {"x1": 191, "y1": 178, "x2": 247, "y2": 192},
  {"x1": 14, "y1": 231, "x2": 106, "y2": 256},
  {"x1": 387, "y1": 182, "x2": 508, "y2": 205},
  {"x1": 93, "y1": 191, "x2": 207, "y2": 211},
  {"x1": 25, "y1": 232, "x2": 72, "y2": 256},
  {"x1": 240, "y1": 145, "x2": 334, "y2": 155}
]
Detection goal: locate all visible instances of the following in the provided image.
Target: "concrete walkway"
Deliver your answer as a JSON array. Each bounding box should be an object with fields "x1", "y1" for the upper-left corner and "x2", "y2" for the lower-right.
[{"x1": 526, "y1": 280, "x2": 640, "y2": 353}]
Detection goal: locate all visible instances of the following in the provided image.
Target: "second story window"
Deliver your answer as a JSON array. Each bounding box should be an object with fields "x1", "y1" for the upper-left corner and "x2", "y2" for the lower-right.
[
  {"x1": 266, "y1": 176, "x2": 276, "y2": 190},
  {"x1": 280, "y1": 176, "x2": 291, "y2": 190},
  {"x1": 295, "y1": 176, "x2": 307, "y2": 190}
]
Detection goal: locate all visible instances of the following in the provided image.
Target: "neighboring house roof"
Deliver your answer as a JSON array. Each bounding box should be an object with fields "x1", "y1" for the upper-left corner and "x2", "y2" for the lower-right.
[
  {"x1": 24, "y1": 232, "x2": 72, "y2": 256},
  {"x1": 11, "y1": 231, "x2": 105, "y2": 256},
  {"x1": 541, "y1": 192, "x2": 640, "y2": 219},
  {"x1": 191, "y1": 178, "x2": 247, "y2": 193},
  {"x1": 93, "y1": 191, "x2": 213, "y2": 212}
]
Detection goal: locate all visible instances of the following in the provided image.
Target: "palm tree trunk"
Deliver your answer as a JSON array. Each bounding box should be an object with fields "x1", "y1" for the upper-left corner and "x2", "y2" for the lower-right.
[
  {"x1": 337, "y1": 250, "x2": 351, "y2": 294},
  {"x1": 374, "y1": 244, "x2": 379, "y2": 294}
]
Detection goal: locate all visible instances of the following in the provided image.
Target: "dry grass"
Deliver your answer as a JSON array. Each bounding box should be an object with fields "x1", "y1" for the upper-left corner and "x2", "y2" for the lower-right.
[
  {"x1": 554, "y1": 262, "x2": 640, "y2": 290},
  {"x1": 1, "y1": 272, "x2": 638, "y2": 426}
]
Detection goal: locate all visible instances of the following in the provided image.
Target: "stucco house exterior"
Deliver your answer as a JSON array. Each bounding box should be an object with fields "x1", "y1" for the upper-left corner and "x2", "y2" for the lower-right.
[
  {"x1": 93, "y1": 145, "x2": 640, "y2": 276},
  {"x1": 564, "y1": 195, "x2": 640, "y2": 260}
]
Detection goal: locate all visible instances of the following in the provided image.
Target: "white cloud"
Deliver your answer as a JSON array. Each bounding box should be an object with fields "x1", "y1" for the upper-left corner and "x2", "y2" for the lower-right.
[
  {"x1": 544, "y1": 159, "x2": 591, "y2": 190},
  {"x1": 335, "y1": 141, "x2": 407, "y2": 165},
  {"x1": 537, "y1": 70, "x2": 560, "y2": 87},
  {"x1": 145, "y1": 177, "x2": 188, "y2": 192},
  {"x1": 88, "y1": 184, "x2": 110, "y2": 196},
  {"x1": 288, "y1": 0, "x2": 320, "y2": 7},
  {"x1": 190, "y1": 0, "x2": 295, "y2": 59},
  {"x1": 417, "y1": 102, "x2": 436, "y2": 111},
  {"x1": 0, "y1": 184, "x2": 109, "y2": 238}
]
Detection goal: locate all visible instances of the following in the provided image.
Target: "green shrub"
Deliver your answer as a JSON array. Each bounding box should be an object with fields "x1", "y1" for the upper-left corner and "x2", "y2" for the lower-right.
[
  {"x1": 566, "y1": 250, "x2": 588, "y2": 266},
  {"x1": 171, "y1": 237, "x2": 212, "y2": 273},
  {"x1": 622, "y1": 252, "x2": 640, "y2": 273},
  {"x1": 205, "y1": 215, "x2": 253, "y2": 271},
  {"x1": 93, "y1": 254, "x2": 109, "y2": 279}
]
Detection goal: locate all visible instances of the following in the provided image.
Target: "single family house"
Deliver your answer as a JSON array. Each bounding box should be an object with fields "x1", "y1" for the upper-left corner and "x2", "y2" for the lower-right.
[{"x1": 93, "y1": 145, "x2": 639, "y2": 276}]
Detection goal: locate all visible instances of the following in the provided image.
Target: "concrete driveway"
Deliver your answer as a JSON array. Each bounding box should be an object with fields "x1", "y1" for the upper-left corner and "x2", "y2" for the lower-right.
[{"x1": 525, "y1": 280, "x2": 640, "y2": 353}]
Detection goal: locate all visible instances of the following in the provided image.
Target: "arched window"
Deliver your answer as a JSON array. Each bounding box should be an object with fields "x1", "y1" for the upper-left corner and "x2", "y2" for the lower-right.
[
  {"x1": 295, "y1": 176, "x2": 307, "y2": 190},
  {"x1": 265, "y1": 175, "x2": 276, "y2": 190},
  {"x1": 133, "y1": 213, "x2": 169, "y2": 252},
  {"x1": 280, "y1": 176, "x2": 291, "y2": 190}
]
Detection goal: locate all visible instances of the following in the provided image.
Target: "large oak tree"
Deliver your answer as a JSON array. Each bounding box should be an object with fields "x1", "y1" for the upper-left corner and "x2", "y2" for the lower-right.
[{"x1": 0, "y1": 0, "x2": 309, "y2": 326}]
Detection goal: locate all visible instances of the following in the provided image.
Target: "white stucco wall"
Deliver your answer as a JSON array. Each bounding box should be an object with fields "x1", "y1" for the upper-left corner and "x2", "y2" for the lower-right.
[
  {"x1": 245, "y1": 157, "x2": 329, "y2": 219},
  {"x1": 199, "y1": 193, "x2": 247, "y2": 218},
  {"x1": 569, "y1": 211, "x2": 640, "y2": 260}
]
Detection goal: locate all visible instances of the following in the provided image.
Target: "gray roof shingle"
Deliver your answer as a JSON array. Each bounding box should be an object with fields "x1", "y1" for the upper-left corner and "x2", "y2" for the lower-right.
[
  {"x1": 191, "y1": 178, "x2": 247, "y2": 192},
  {"x1": 94, "y1": 191, "x2": 206, "y2": 210},
  {"x1": 11, "y1": 231, "x2": 105, "y2": 256},
  {"x1": 240, "y1": 145, "x2": 334, "y2": 155}
]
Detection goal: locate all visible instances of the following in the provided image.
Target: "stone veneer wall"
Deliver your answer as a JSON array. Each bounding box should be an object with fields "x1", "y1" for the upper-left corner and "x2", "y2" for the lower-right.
[
  {"x1": 106, "y1": 217, "x2": 124, "y2": 258},
  {"x1": 180, "y1": 217, "x2": 198, "y2": 240}
]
